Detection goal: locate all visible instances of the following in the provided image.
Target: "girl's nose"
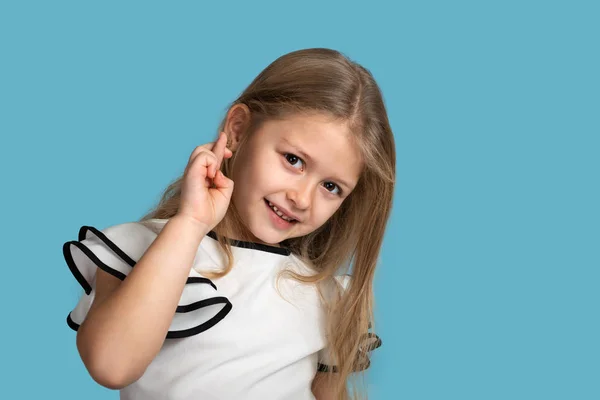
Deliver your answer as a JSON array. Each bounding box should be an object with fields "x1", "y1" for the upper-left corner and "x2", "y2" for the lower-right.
[{"x1": 286, "y1": 182, "x2": 313, "y2": 211}]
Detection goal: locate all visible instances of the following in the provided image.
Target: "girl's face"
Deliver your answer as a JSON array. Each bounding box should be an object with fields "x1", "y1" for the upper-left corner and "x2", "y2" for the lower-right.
[{"x1": 230, "y1": 112, "x2": 363, "y2": 246}]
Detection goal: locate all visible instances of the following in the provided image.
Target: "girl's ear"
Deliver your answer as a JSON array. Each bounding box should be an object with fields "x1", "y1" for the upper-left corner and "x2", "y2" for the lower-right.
[{"x1": 224, "y1": 103, "x2": 251, "y2": 151}]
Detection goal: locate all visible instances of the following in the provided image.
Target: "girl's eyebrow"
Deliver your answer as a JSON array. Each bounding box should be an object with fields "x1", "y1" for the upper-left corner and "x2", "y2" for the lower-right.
[
  {"x1": 281, "y1": 137, "x2": 356, "y2": 190},
  {"x1": 282, "y1": 137, "x2": 314, "y2": 164}
]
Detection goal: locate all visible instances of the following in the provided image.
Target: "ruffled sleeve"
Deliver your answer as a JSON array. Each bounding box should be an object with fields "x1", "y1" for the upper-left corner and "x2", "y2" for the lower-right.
[
  {"x1": 316, "y1": 275, "x2": 382, "y2": 373},
  {"x1": 63, "y1": 222, "x2": 232, "y2": 339}
]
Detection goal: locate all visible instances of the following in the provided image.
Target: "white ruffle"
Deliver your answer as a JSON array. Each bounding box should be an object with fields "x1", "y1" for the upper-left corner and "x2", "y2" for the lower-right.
[{"x1": 64, "y1": 222, "x2": 232, "y2": 339}]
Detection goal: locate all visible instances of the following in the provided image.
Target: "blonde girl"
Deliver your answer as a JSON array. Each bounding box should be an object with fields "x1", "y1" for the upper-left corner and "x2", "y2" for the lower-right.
[{"x1": 64, "y1": 48, "x2": 395, "y2": 400}]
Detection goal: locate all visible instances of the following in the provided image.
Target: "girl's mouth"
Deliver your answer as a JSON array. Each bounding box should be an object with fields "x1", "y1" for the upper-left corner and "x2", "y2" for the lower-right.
[{"x1": 264, "y1": 199, "x2": 297, "y2": 223}]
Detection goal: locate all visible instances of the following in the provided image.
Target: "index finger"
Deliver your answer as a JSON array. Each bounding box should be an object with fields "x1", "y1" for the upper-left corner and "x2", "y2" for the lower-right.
[{"x1": 210, "y1": 132, "x2": 228, "y2": 176}]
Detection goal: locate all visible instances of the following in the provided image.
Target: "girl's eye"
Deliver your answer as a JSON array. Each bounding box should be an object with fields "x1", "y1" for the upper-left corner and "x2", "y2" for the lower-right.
[
  {"x1": 284, "y1": 153, "x2": 343, "y2": 196},
  {"x1": 323, "y1": 181, "x2": 342, "y2": 196},
  {"x1": 284, "y1": 153, "x2": 304, "y2": 170}
]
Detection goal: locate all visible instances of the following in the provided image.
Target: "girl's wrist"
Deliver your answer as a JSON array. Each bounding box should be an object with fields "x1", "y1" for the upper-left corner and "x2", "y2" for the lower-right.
[{"x1": 170, "y1": 214, "x2": 211, "y2": 239}]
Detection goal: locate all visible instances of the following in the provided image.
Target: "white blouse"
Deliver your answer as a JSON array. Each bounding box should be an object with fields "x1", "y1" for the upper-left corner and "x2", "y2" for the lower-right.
[{"x1": 63, "y1": 218, "x2": 380, "y2": 400}]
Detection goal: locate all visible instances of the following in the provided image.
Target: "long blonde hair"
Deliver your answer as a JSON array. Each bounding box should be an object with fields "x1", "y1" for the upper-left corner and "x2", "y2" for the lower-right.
[{"x1": 141, "y1": 48, "x2": 395, "y2": 399}]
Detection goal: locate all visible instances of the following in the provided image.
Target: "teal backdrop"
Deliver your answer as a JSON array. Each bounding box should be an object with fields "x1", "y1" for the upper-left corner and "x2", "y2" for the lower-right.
[{"x1": 1, "y1": 1, "x2": 598, "y2": 399}]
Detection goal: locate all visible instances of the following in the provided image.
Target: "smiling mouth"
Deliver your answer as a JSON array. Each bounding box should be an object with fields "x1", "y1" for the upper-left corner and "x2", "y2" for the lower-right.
[{"x1": 264, "y1": 199, "x2": 298, "y2": 223}]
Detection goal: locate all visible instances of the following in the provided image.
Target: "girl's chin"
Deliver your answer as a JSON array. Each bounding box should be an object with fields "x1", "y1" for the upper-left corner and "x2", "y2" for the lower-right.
[
  {"x1": 253, "y1": 230, "x2": 286, "y2": 246},
  {"x1": 250, "y1": 226, "x2": 303, "y2": 247}
]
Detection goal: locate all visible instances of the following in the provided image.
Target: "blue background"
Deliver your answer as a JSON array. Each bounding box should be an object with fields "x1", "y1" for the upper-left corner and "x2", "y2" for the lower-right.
[{"x1": 1, "y1": 1, "x2": 598, "y2": 399}]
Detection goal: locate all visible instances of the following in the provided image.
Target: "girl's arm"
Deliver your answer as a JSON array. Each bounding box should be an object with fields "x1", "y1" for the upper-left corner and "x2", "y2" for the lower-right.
[{"x1": 76, "y1": 215, "x2": 208, "y2": 389}]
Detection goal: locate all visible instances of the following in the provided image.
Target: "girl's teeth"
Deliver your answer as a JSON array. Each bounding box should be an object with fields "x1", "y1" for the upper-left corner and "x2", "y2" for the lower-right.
[{"x1": 268, "y1": 201, "x2": 294, "y2": 222}]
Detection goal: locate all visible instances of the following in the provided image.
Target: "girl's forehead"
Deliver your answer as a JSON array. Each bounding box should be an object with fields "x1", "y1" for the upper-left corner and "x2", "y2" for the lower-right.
[{"x1": 262, "y1": 113, "x2": 352, "y2": 141}]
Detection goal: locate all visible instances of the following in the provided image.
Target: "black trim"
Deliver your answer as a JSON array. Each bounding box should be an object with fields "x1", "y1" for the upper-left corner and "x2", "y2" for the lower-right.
[
  {"x1": 66, "y1": 313, "x2": 80, "y2": 331},
  {"x1": 79, "y1": 226, "x2": 136, "y2": 266},
  {"x1": 63, "y1": 225, "x2": 139, "y2": 294},
  {"x1": 66, "y1": 298, "x2": 233, "y2": 339},
  {"x1": 318, "y1": 333, "x2": 382, "y2": 373},
  {"x1": 166, "y1": 299, "x2": 233, "y2": 339},
  {"x1": 63, "y1": 241, "x2": 93, "y2": 295},
  {"x1": 206, "y1": 231, "x2": 291, "y2": 256},
  {"x1": 186, "y1": 276, "x2": 217, "y2": 290},
  {"x1": 176, "y1": 296, "x2": 229, "y2": 313},
  {"x1": 64, "y1": 241, "x2": 129, "y2": 293},
  {"x1": 65, "y1": 224, "x2": 231, "y2": 339},
  {"x1": 318, "y1": 359, "x2": 371, "y2": 373},
  {"x1": 317, "y1": 363, "x2": 337, "y2": 373},
  {"x1": 361, "y1": 333, "x2": 383, "y2": 352}
]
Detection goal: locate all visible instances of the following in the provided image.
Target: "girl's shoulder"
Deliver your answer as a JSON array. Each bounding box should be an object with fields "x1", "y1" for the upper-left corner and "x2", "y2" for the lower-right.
[
  {"x1": 63, "y1": 217, "x2": 233, "y2": 339},
  {"x1": 62, "y1": 219, "x2": 166, "y2": 297},
  {"x1": 77, "y1": 219, "x2": 166, "y2": 261}
]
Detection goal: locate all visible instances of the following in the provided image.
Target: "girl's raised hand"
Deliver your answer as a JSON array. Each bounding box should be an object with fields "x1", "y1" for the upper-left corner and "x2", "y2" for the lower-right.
[{"x1": 177, "y1": 132, "x2": 234, "y2": 232}]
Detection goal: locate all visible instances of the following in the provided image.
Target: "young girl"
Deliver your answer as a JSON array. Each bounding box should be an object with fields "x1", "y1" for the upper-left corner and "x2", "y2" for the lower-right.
[{"x1": 64, "y1": 48, "x2": 395, "y2": 400}]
